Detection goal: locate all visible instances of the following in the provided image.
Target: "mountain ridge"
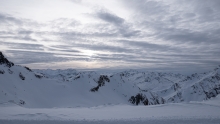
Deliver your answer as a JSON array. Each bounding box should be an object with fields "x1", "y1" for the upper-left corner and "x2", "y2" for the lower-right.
[{"x1": 0, "y1": 52, "x2": 220, "y2": 108}]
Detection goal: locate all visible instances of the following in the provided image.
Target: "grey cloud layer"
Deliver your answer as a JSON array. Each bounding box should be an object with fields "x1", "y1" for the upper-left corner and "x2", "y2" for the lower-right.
[
  {"x1": 96, "y1": 11, "x2": 124, "y2": 26},
  {"x1": 0, "y1": 0, "x2": 220, "y2": 73},
  {"x1": 122, "y1": 0, "x2": 220, "y2": 44},
  {"x1": 0, "y1": 13, "x2": 23, "y2": 25}
]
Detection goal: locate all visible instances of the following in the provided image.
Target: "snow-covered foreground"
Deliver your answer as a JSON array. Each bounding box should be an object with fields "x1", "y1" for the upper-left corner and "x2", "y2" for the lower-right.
[
  {"x1": 1, "y1": 119, "x2": 220, "y2": 124},
  {"x1": 1, "y1": 96, "x2": 220, "y2": 124}
]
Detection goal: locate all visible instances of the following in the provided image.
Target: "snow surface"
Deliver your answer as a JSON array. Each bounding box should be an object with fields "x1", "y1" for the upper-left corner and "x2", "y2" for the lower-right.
[{"x1": 1, "y1": 96, "x2": 220, "y2": 123}]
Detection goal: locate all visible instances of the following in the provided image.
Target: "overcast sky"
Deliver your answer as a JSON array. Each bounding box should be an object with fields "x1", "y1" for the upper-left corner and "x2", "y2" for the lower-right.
[{"x1": 0, "y1": 0, "x2": 219, "y2": 74}]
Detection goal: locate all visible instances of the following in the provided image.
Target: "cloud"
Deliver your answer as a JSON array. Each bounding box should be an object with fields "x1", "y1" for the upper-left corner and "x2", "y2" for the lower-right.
[
  {"x1": 5, "y1": 50, "x2": 87, "y2": 64},
  {"x1": 96, "y1": 10, "x2": 124, "y2": 26},
  {"x1": 116, "y1": 40, "x2": 181, "y2": 53},
  {"x1": 0, "y1": 0, "x2": 220, "y2": 73},
  {"x1": 0, "y1": 35, "x2": 37, "y2": 42},
  {"x1": 121, "y1": 0, "x2": 220, "y2": 43},
  {"x1": 94, "y1": 10, "x2": 141, "y2": 38},
  {"x1": 0, "y1": 13, "x2": 23, "y2": 25},
  {"x1": 0, "y1": 41, "x2": 44, "y2": 50},
  {"x1": 155, "y1": 28, "x2": 220, "y2": 44},
  {"x1": 69, "y1": 0, "x2": 82, "y2": 4}
]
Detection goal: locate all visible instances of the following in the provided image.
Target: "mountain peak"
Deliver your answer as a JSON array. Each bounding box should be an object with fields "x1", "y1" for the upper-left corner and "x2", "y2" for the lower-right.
[{"x1": 0, "y1": 52, "x2": 14, "y2": 67}]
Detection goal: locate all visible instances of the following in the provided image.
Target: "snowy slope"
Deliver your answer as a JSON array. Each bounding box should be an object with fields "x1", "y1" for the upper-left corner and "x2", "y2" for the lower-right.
[
  {"x1": 0, "y1": 64, "x2": 134, "y2": 108},
  {"x1": 0, "y1": 52, "x2": 164, "y2": 108},
  {"x1": 1, "y1": 51, "x2": 220, "y2": 108},
  {"x1": 36, "y1": 67, "x2": 220, "y2": 104},
  {"x1": 105, "y1": 68, "x2": 220, "y2": 103}
]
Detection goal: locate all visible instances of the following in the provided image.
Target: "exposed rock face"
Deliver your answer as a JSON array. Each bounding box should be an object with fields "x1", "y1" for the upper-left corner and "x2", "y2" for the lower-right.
[
  {"x1": 90, "y1": 75, "x2": 110, "y2": 92},
  {"x1": 0, "y1": 69, "x2": 5, "y2": 74},
  {"x1": 19, "y1": 72, "x2": 25, "y2": 80},
  {"x1": 129, "y1": 93, "x2": 147, "y2": 105},
  {"x1": 19, "y1": 100, "x2": 25, "y2": 105},
  {"x1": 129, "y1": 93, "x2": 165, "y2": 105},
  {"x1": 8, "y1": 69, "x2": 13, "y2": 74},
  {"x1": 35, "y1": 74, "x2": 43, "y2": 79},
  {"x1": 0, "y1": 52, "x2": 14, "y2": 67},
  {"x1": 24, "y1": 66, "x2": 32, "y2": 72}
]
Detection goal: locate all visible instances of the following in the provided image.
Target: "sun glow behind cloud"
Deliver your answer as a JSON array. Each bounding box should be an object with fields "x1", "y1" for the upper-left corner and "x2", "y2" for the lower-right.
[{"x1": 0, "y1": 0, "x2": 220, "y2": 73}]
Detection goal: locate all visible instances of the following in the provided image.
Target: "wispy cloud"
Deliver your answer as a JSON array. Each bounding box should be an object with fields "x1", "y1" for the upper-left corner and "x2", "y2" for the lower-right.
[{"x1": 0, "y1": 0, "x2": 219, "y2": 73}]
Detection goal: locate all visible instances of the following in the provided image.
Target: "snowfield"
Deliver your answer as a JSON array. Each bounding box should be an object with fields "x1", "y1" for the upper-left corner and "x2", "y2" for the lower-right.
[{"x1": 1, "y1": 96, "x2": 220, "y2": 123}]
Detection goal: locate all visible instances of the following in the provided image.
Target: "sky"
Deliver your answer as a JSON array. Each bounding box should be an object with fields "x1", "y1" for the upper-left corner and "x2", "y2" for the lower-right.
[{"x1": 0, "y1": 0, "x2": 220, "y2": 74}]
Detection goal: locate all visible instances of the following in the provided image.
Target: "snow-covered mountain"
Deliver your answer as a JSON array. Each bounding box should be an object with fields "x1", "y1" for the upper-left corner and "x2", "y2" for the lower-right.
[
  {"x1": 109, "y1": 69, "x2": 220, "y2": 103},
  {"x1": 35, "y1": 66, "x2": 220, "y2": 104},
  {"x1": 0, "y1": 52, "x2": 164, "y2": 108},
  {"x1": 1, "y1": 51, "x2": 220, "y2": 108}
]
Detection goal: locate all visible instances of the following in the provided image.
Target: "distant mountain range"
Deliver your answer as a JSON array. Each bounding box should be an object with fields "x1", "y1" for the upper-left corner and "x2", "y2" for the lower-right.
[{"x1": 1, "y1": 51, "x2": 220, "y2": 108}]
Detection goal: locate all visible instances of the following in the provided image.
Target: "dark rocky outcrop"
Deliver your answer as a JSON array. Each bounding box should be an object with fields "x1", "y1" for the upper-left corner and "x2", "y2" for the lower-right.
[
  {"x1": 90, "y1": 86, "x2": 100, "y2": 92},
  {"x1": 129, "y1": 93, "x2": 147, "y2": 105},
  {"x1": 0, "y1": 69, "x2": 5, "y2": 74},
  {"x1": 205, "y1": 84, "x2": 220, "y2": 99},
  {"x1": 129, "y1": 93, "x2": 165, "y2": 105},
  {"x1": 0, "y1": 52, "x2": 14, "y2": 67},
  {"x1": 24, "y1": 66, "x2": 32, "y2": 72},
  {"x1": 172, "y1": 83, "x2": 181, "y2": 91},
  {"x1": 97, "y1": 75, "x2": 110, "y2": 86},
  {"x1": 35, "y1": 74, "x2": 43, "y2": 79},
  {"x1": 167, "y1": 92, "x2": 184, "y2": 102},
  {"x1": 19, "y1": 100, "x2": 25, "y2": 105},
  {"x1": 90, "y1": 75, "x2": 110, "y2": 92},
  {"x1": 8, "y1": 69, "x2": 13, "y2": 74},
  {"x1": 74, "y1": 75, "x2": 80, "y2": 80},
  {"x1": 19, "y1": 72, "x2": 25, "y2": 80}
]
